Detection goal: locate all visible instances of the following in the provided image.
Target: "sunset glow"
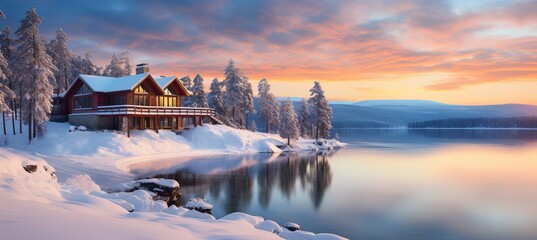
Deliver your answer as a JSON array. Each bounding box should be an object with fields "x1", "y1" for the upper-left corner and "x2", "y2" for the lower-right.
[{"x1": 3, "y1": 0, "x2": 536, "y2": 104}]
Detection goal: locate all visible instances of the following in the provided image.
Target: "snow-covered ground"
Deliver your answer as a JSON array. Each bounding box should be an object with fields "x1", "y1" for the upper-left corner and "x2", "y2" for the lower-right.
[
  {"x1": 0, "y1": 120, "x2": 345, "y2": 240},
  {"x1": 1, "y1": 121, "x2": 342, "y2": 184}
]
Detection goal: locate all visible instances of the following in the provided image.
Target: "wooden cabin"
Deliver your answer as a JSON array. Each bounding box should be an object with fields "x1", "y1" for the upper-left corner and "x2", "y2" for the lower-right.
[{"x1": 51, "y1": 64, "x2": 220, "y2": 135}]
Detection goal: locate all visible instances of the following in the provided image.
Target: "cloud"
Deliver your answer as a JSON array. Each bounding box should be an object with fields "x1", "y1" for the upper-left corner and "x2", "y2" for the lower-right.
[{"x1": 0, "y1": 0, "x2": 535, "y2": 93}]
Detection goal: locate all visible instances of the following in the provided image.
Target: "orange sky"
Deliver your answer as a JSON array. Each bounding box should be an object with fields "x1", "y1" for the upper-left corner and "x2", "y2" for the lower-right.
[{"x1": 5, "y1": 0, "x2": 536, "y2": 104}]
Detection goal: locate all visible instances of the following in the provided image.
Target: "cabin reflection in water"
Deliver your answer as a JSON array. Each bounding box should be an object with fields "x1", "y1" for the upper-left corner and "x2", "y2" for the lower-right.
[{"x1": 153, "y1": 152, "x2": 335, "y2": 215}]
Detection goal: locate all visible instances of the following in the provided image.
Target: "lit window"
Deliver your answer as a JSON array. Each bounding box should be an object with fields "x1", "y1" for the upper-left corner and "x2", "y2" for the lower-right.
[{"x1": 134, "y1": 85, "x2": 149, "y2": 93}]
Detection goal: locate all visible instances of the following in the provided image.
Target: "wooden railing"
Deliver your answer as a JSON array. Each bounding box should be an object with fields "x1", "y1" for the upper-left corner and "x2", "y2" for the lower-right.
[{"x1": 96, "y1": 105, "x2": 216, "y2": 116}]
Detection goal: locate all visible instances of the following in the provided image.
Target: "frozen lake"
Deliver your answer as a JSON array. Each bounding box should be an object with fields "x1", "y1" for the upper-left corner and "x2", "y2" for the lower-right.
[{"x1": 132, "y1": 129, "x2": 537, "y2": 239}]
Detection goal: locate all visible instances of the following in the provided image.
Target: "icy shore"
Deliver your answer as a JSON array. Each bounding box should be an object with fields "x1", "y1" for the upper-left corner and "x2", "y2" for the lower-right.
[{"x1": 0, "y1": 121, "x2": 346, "y2": 239}]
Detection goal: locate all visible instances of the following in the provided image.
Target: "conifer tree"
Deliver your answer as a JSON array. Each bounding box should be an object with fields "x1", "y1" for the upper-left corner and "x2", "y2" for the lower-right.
[
  {"x1": 191, "y1": 74, "x2": 208, "y2": 107},
  {"x1": 1, "y1": 26, "x2": 18, "y2": 134},
  {"x1": 0, "y1": 27, "x2": 14, "y2": 60},
  {"x1": 11, "y1": 6, "x2": 56, "y2": 141},
  {"x1": 298, "y1": 99, "x2": 310, "y2": 137},
  {"x1": 242, "y1": 75, "x2": 255, "y2": 128},
  {"x1": 72, "y1": 53, "x2": 100, "y2": 76},
  {"x1": 307, "y1": 81, "x2": 332, "y2": 139},
  {"x1": 223, "y1": 59, "x2": 245, "y2": 124},
  {"x1": 120, "y1": 52, "x2": 131, "y2": 76},
  {"x1": 0, "y1": 48, "x2": 15, "y2": 139},
  {"x1": 257, "y1": 78, "x2": 280, "y2": 133},
  {"x1": 223, "y1": 59, "x2": 253, "y2": 126},
  {"x1": 47, "y1": 28, "x2": 72, "y2": 93},
  {"x1": 103, "y1": 54, "x2": 121, "y2": 77},
  {"x1": 180, "y1": 75, "x2": 193, "y2": 107},
  {"x1": 104, "y1": 52, "x2": 130, "y2": 77},
  {"x1": 279, "y1": 99, "x2": 300, "y2": 145},
  {"x1": 208, "y1": 78, "x2": 225, "y2": 115}
]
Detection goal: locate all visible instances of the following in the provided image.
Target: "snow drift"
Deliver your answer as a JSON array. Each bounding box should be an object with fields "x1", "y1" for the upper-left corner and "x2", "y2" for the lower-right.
[{"x1": 0, "y1": 148, "x2": 348, "y2": 239}]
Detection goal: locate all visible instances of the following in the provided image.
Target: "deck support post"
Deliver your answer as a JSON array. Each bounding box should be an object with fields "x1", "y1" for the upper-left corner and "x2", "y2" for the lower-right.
[
  {"x1": 154, "y1": 117, "x2": 159, "y2": 133},
  {"x1": 127, "y1": 117, "x2": 130, "y2": 138}
]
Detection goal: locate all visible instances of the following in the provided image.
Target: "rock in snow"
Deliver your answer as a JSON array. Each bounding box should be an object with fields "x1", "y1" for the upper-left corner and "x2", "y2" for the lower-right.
[
  {"x1": 185, "y1": 197, "x2": 213, "y2": 214},
  {"x1": 284, "y1": 222, "x2": 301, "y2": 231},
  {"x1": 109, "y1": 178, "x2": 180, "y2": 206},
  {"x1": 22, "y1": 163, "x2": 56, "y2": 180}
]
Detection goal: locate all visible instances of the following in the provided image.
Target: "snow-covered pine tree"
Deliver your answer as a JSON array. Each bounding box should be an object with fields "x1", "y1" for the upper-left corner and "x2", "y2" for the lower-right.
[
  {"x1": 103, "y1": 54, "x2": 121, "y2": 77},
  {"x1": 298, "y1": 98, "x2": 310, "y2": 137},
  {"x1": 307, "y1": 81, "x2": 332, "y2": 139},
  {"x1": 257, "y1": 78, "x2": 280, "y2": 133},
  {"x1": 0, "y1": 27, "x2": 14, "y2": 61},
  {"x1": 180, "y1": 75, "x2": 193, "y2": 107},
  {"x1": 242, "y1": 75, "x2": 255, "y2": 128},
  {"x1": 208, "y1": 78, "x2": 226, "y2": 115},
  {"x1": 223, "y1": 59, "x2": 254, "y2": 127},
  {"x1": 271, "y1": 101, "x2": 281, "y2": 133},
  {"x1": 223, "y1": 59, "x2": 247, "y2": 125},
  {"x1": 0, "y1": 33, "x2": 11, "y2": 84},
  {"x1": 279, "y1": 98, "x2": 300, "y2": 145},
  {"x1": 191, "y1": 74, "x2": 208, "y2": 107},
  {"x1": 181, "y1": 75, "x2": 192, "y2": 88},
  {"x1": 47, "y1": 28, "x2": 72, "y2": 93},
  {"x1": 72, "y1": 53, "x2": 100, "y2": 76},
  {"x1": 0, "y1": 49, "x2": 15, "y2": 138},
  {"x1": 103, "y1": 52, "x2": 130, "y2": 77},
  {"x1": 11, "y1": 6, "x2": 56, "y2": 141},
  {"x1": 119, "y1": 52, "x2": 131, "y2": 76},
  {"x1": 1, "y1": 26, "x2": 18, "y2": 135}
]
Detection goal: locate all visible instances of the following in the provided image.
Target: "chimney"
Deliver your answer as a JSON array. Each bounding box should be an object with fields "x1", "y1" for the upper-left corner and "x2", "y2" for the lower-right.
[{"x1": 136, "y1": 63, "x2": 150, "y2": 74}]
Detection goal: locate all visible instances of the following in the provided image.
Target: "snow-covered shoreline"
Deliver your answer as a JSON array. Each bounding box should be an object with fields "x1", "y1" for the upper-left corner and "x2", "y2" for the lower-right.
[
  {"x1": 0, "y1": 121, "x2": 346, "y2": 239},
  {"x1": 2, "y1": 122, "x2": 343, "y2": 183}
]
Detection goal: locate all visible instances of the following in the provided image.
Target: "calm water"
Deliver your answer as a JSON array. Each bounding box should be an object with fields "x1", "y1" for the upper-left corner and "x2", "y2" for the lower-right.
[{"x1": 131, "y1": 129, "x2": 537, "y2": 240}]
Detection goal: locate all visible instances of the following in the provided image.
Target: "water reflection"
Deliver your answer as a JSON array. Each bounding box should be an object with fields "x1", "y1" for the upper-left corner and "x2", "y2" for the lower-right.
[
  {"x1": 134, "y1": 129, "x2": 537, "y2": 240},
  {"x1": 332, "y1": 128, "x2": 537, "y2": 147},
  {"x1": 408, "y1": 129, "x2": 537, "y2": 145},
  {"x1": 153, "y1": 152, "x2": 334, "y2": 213}
]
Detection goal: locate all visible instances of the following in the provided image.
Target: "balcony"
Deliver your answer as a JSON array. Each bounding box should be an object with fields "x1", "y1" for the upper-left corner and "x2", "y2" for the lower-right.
[{"x1": 96, "y1": 105, "x2": 216, "y2": 117}]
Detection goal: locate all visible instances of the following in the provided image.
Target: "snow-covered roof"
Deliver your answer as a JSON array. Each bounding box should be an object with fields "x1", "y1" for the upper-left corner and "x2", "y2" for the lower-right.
[
  {"x1": 154, "y1": 76, "x2": 176, "y2": 89},
  {"x1": 154, "y1": 76, "x2": 191, "y2": 96},
  {"x1": 63, "y1": 73, "x2": 191, "y2": 96},
  {"x1": 79, "y1": 73, "x2": 150, "y2": 92}
]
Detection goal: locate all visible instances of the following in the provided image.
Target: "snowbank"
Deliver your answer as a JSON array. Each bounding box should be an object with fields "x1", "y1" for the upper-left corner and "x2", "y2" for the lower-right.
[
  {"x1": 0, "y1": 148, "x2": 60, "y2": 202},
  {"x1": 1, "y1": 121, "x2": 342, "y2": 183},
  {"x1": 0, "y1": 148, "x2": 348, "y2": 240},
  {"x1": 0, "y1": 120, "x2": 345, "y2": 239},
  {"x1": 64, "y1": 174, "x2": 102, "y2": 192},
  {"x1": 3, "y1": 122, "x2": 342, "y2": 158}
]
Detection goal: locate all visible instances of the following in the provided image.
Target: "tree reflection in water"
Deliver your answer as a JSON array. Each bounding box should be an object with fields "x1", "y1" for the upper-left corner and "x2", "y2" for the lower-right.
[{"x1": 153, "y1": 151, "x2": 335, "y2": 215}]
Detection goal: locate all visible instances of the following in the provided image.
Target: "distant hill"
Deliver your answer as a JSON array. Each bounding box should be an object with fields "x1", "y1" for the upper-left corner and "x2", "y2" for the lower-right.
[
  {"x1": 351, "y1": 99, "x2": 445, "y2": 107},
  {"x1": 250, "y1": 98, "x2": 537, "y2": 129},
  {"x1": 330, "y1": 101, "x2": 537, "y2": 127}
]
